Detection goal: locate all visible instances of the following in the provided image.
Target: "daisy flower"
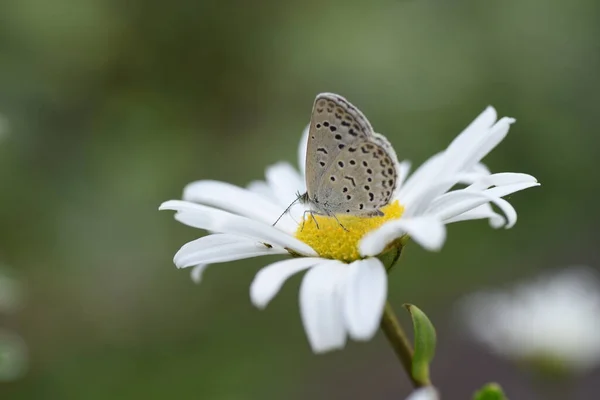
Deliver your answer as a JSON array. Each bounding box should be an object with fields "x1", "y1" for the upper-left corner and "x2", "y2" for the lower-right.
[
  {"x1": 461, "y1": 266, "x2": 600, "y2": 374},
  {"x1": 160, "y1": 103, "x2": 538, "y2": 353}
]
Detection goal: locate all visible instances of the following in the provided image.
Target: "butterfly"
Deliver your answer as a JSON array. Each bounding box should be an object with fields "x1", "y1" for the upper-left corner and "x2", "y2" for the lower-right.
[{"x1": 300, "y1": 93, "x2": 399, "y2": 218}]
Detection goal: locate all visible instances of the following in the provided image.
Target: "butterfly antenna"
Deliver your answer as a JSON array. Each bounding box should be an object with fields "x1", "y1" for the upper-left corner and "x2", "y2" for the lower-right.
[{"x1": 272, "y1": 195, "x2": 302, "y2": 227}]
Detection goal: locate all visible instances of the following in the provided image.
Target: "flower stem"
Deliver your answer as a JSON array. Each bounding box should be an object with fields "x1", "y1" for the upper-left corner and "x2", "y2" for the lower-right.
[{"x1": 380, "y1": 301, "x2": 428, "y2": 388}]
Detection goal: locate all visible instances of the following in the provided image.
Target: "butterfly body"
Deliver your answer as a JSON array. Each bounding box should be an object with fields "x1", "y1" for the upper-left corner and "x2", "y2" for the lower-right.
[{"x1": 302, "y1": 93, "x2": 399, "y2": 218}]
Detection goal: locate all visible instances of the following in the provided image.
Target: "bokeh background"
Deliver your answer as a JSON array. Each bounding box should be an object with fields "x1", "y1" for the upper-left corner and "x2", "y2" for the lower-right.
[{"x1": 0, "y1": 0, "x2": 599, "y2": 398}]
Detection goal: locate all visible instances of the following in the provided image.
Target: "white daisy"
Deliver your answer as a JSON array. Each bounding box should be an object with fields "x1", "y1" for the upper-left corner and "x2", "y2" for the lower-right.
[
  {"x1": 461, "y1": 266, "x2": 600, "y2": 373},
  {"x1": 406, "y1": 387, "x2": 439, "y2": 400},
  {"x1": 160, "y1": 105, "x2": 538, "y2": 353}
]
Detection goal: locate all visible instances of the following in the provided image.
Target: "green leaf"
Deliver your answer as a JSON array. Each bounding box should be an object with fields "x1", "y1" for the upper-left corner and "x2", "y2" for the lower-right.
[
  {"x1": 403, "y1": 304, "x2": 436, "y2": 385},
  {"x1": 473, "y1": 383, "x2": 508, "y2": 400}
]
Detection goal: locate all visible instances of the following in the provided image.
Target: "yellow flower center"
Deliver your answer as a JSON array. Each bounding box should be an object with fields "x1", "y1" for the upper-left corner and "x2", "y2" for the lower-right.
[{"x1": 295, "y1": 200, "x2": 404, "y2": 262}]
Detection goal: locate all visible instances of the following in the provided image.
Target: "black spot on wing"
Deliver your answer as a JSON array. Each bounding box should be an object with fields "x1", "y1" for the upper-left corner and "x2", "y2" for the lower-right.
[{"x1": 344, "y1": 176, "x2": 356, "y2": 187}]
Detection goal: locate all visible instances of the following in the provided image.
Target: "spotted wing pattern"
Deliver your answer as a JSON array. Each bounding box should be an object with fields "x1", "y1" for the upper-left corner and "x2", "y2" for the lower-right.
[
  {"x1": 304, "y1": 92, "x2": 399, "y2": 217},
  {"x1": 305, "y1": 93, "x2": 374, "y2": 199},
  {"x1": 317, "y1": 139, "x2": 398, "y2": 216}
]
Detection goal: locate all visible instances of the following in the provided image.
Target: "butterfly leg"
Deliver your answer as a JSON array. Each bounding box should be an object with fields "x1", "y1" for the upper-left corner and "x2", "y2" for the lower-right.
[
  {"x1": 300, "y1": 209, "x2": 320, "y2": 231},
  {"x1": 330, "y1": 213, "x2": 349, "y2": 232},
  {"x1": 300, "y1": 210, "x2": 351, "y2": 232},
  {"x1": 309, "y1": 211, "x2": 320, "y2": 229}
]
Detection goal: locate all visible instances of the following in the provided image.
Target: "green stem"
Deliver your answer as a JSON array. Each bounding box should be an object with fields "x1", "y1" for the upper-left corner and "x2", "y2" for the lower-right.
[{"x1": 380, "y1": 301, "x2": 429, "y2": 388}]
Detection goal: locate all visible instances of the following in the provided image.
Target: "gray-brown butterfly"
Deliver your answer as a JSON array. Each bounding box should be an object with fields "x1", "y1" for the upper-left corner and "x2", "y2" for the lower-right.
[{"x1": 300, "y1": 93, "x2": 399, "y2": 218}]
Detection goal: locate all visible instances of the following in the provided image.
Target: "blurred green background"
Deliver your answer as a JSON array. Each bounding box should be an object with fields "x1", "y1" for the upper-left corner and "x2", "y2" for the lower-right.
[{"x1": 0, "y1": 0, "x2": 599, "y2": 398}]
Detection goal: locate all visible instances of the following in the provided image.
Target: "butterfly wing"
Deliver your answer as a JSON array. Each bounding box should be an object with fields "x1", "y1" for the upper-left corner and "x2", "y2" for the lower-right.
[
  {"x1": 305, "y1": 93, "x2": 375, "y2": 200},
  {"x1": 318, "y1": 138, "x2": 399, "y2": 216}
]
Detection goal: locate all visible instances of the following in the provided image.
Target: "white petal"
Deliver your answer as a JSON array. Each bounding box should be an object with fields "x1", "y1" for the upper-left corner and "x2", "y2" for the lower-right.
[
  {"x1": 265, "y1": 162, "x2": 305, "y2": 207},
  {"x1": 444, "y1": 106, "x2": 498, "y2": 163},
  {"x1": 160, "y1": 200, "x2": 317, "y2": 256},
  {"x1": 427, "y1": 117, "x2": 514, "y2": 205},
  {"x1": 398, "y1": 107, "x2": 502, "y2": 207},
  {"x1": 444, "y1": 203, "x2": 505, "y2": 228},
  {"x1": 431, "y1": 180, "x2": 539, "y2": 228},
  {"x1": 448, "y1": 175, "x2": 538, "y2": 227},
  {"x1": 430, "y1": 190, "x2": 517, "y2": 228},
  {"x1": 247, "y1": 180, "x2": 275, "y2": 200},
  {"x1": 400, "y1": 107, "x2": 495, "y2": 199},
  {"x1": 190, "y1": 264, "x2": 208, "y2": 283},
  {"x1": 246, "y1": 180, "x2": 305, "y2": 234},
  {"x1": 297, "y1": 124, "x2": 309, "y2": 178},
  {"x1": 175, "y1": 233, "x2": 242, "y2": 266},
  {"x1": 443, "y1": 116, "x2": 514, "y2": 178},
  {"x1": 397, "y1": 152, "x2": 445, "y2": 205},
  {"x1": 182, "y1": 180, "x2": 288, "y2": 227},
  {"x1": 405, "y1": 387, "x2": 440, "y2": 400},
  {"x1": 484, "y1": 180, "x2": 540, "y2": 198},
  {"x1": 360, "y1": 216, "x2": 447, "y2": 256},
  {"x1": 299, "y1": 260, "x2": 348, "y2": 353},
  {"x1": 467, "y1": 172, "x2": 538, "y2": 191},
  {"x1": 343, "y1": 258, "x2": 387, "y2": 340},
  {"x1": 250, "y1": 257, "x2": 324, "y2": 309},
  {"x1": 174, "y1": 234, "x2": 286, "y2": 268},
  {"x1": 470, "y1": 162, "x2": 491, "y2": 175},
  {"x1": 462, "y1": 116, "x2": 514, "y2": 170},
  {"x1": 402, "y1": 172, "x2": 488, "y2": 218},
  {"x1": 395, "y1": 160, "x2": 412, "y2": 193}
]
